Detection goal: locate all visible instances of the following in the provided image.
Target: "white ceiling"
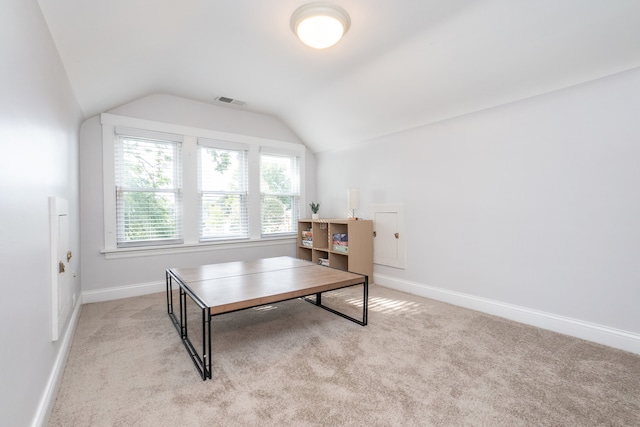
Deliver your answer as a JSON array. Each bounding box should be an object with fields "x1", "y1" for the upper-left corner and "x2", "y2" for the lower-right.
[{"x1": 38, "y1": 0, "x2": 640, "y2": 153}]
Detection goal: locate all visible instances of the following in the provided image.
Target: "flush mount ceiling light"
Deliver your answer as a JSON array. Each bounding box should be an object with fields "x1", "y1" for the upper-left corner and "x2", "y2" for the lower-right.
[{"x1": 290, "y1": 2, "x2": 351, "y2": 49}]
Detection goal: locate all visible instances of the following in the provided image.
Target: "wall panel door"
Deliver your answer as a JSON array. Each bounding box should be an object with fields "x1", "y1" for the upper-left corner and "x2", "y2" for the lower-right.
[{"x1": 371, "y1": 205, "x2": 405, "y2": 269}]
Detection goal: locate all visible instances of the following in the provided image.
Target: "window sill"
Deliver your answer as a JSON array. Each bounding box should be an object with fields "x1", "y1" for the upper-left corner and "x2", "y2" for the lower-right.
[{"x1": 101, "y1": 236, "x2": 295, "y2": 260}]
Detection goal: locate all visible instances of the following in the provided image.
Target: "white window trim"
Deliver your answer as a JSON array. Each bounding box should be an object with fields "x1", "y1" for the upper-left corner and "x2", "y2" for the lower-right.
[{"x1": 101, "y1": 113, "x2": 305, "y2": 256}]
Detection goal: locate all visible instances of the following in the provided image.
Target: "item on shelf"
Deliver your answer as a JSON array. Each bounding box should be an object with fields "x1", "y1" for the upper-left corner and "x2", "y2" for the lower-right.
[
  {"x1": 332, "y1": 233, "x2": 348, "y2": 253},
  {"x1": 332, "y1": 233, "x2": 348, "y2": 242},
  {"x1": 301, "y1": 229, "x2": 313, "y2": 247},
  {"x1": 318, "y1": 257, "x2": 329, "y2": 266}
]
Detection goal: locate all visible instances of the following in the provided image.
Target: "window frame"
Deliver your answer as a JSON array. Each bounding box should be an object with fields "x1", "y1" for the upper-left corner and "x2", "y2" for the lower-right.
[{"x1": 101, "y1": 113, "x2": 306, "y2": 257}]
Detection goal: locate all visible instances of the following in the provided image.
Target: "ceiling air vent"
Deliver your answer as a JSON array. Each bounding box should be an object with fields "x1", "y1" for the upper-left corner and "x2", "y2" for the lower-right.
[{"x1": 214, "y1": 96, "x2": 246, "y2": 107}]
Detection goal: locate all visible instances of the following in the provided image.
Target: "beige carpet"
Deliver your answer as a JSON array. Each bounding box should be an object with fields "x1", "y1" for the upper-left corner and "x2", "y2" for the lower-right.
[{"x1": 49, "y1": 285, "x2": 640, "y2": 426}]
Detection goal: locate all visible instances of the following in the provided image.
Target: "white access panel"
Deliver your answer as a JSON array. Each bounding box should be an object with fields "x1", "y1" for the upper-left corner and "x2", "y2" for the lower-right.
[
  {"x1": 371, "y1": 205, "x2": 405, "y2": 269},
  {"x1": 50, "y1": 196, "x2": 72, "y2": 341}
]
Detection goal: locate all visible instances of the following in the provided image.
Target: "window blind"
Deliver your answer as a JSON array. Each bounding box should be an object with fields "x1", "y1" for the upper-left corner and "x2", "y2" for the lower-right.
[
  {"x1": 114, "y1": 134, "x2": 182, "y2": 246},
  {"x1": 260, "y1": 152, "x2": 300, "y2": 235},
  {"x1": 198, "y1": 143, "x2": 249, "y2": 240}
]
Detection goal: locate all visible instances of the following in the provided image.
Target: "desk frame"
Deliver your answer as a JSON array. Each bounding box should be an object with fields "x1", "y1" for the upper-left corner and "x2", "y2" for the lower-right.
[{"x1": 166, "y1": 260, "x2": 368, "y2": 380}]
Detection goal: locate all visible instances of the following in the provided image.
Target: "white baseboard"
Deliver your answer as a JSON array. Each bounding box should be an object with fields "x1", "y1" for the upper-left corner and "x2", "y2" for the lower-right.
[
  {"x1": 374, "y1": 273, "x2": 640, "y2": 356},
  {"x1": 32, "y1": 296, "x2": 83, "y2": 427},
  {"x1": 82, "y1": 280, "x2": 165, "y2": 304}
]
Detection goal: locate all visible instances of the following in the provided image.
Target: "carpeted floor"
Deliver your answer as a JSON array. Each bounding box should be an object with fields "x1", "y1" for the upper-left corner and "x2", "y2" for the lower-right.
[{"x1": 49, "y1": 284, "x2": 640, "y2": 426}]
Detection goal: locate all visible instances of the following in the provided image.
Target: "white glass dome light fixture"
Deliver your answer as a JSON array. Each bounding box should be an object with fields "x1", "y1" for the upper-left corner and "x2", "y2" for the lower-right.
[{"x1": 290, "y1": 2, "x2": 351, "y2": 49}]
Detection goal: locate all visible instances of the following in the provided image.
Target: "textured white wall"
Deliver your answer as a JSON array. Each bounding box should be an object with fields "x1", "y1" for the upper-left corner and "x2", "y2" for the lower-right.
[
  {"x1": 80, "y1": 95, "x2": 315, "y2": 295},
  {"x1": 316, "y1": 67, "x2": 640, "y2": 337},
  {"x1": 0, "y1": 1, "x2": 83, "y2": 425}
]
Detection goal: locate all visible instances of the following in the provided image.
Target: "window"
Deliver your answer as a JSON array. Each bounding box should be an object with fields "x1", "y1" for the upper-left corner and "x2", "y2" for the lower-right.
[
  {"x1": 260, "y1": 151, "x2": 300, "y2": 235},
  {"x1": 102, "y1": 113, "x2": 305, "y2": 254},
  {"x1": 114, "y1": 133, "x2": 182, "y2": 247},
  {"x1": 199, "y1": 140, "x2": 249, "y2": 240}
]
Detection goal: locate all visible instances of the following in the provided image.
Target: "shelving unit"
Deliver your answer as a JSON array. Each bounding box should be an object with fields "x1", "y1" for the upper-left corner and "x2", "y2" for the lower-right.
[{"x1": 297, "y1": 219, "x2": 373, "y2": 280}]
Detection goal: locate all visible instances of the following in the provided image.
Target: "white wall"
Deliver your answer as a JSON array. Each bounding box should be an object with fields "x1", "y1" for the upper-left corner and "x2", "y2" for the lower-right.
[
  {"x1": 80, "y1": 94, "x2": 316, "y2": 299},
  {"x1": 316, "y1": 67, "x2": 640, "y2": 351},
  {"x1": 0, "y1": 1, "x2": 83, "y2": 426}
]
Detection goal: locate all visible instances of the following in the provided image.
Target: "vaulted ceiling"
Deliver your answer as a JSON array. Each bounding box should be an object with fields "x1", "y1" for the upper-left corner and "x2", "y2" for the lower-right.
[{"x1": 38, "y1": 0, "x2": 640, "y2": 153}]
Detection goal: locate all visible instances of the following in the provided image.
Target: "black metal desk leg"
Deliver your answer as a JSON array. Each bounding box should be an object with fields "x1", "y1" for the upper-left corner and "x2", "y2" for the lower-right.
[
  {"x1": 166, "y1": 271, "x2": 172, "y2": 315},
  {"x1": 362, "y1": 276, "x2": 368, "y2": 326},
  {"x1": 303, "y1": 277, "x2": 368, "y2": 326},
  {"x1": 204, "y1": 309, "x2": 211, "y2": 380},
  {"x1": 180, "y1": 287, "x2": 187, "y2": 338},
  {"x1": 167, "y1": 274, "x2": 183, "y2": 335}
]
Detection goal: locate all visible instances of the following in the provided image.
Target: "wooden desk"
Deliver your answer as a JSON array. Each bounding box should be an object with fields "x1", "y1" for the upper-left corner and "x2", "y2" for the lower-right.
[{"x1": 166, "y1": 256, "x2": 368, "y2": 380}]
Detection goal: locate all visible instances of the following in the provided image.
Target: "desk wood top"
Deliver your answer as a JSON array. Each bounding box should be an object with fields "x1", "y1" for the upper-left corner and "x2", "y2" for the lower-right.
[{"x1": 169, "y1": 257, "x2": 366, "y2": 315}]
